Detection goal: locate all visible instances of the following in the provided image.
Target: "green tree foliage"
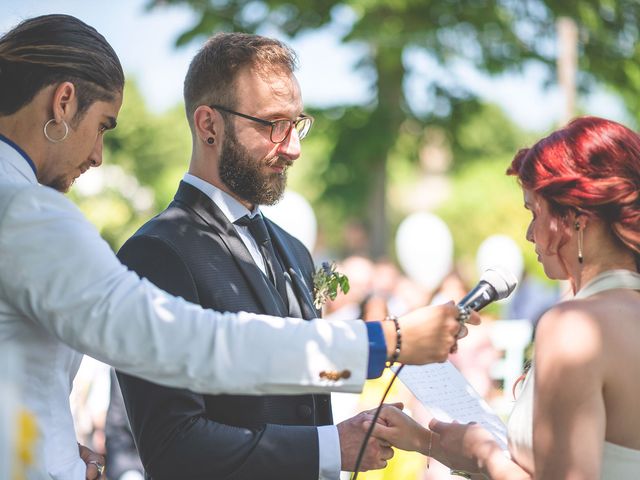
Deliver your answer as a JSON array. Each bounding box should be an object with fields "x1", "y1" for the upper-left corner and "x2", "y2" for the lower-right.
[
  {"x1": 146, "y1": 0, "x2": 640, "y2": 259},
  {"x1": 397, "y1": 103, "x2": 545, "y2": 279},
  {"x1": 538, "y1": 1, "x2": 640, "y2": 124}
]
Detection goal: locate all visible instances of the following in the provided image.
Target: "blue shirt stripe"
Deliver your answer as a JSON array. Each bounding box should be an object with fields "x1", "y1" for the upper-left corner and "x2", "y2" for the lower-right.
[
  {"x1": 0, "y1": 133, "x2": 37, "y2": 176},
  {"x1": 365, "y1": 321, "x2": 387, "y2": 378}
]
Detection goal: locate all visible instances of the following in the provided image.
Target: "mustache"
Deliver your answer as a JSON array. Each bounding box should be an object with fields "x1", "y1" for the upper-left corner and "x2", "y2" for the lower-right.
[{"x1": 266, "y1": 156, "x2": 293, "y2": 169}]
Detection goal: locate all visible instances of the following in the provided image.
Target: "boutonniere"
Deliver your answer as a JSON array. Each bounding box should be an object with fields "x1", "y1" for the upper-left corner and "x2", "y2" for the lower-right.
[{"x1": 313, "y1": 261, "x2": 350, "y2": 309}]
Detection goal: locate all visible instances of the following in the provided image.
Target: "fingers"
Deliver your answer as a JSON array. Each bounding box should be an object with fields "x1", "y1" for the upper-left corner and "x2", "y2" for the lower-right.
[
  {"x1": 374, "y1": 405, "x2": 402, "y2": 429},
  {"x1": 442, "y1": 301, "x2": 459, "y2": 318},
  {"x1": 456, "y1": 324, "x2": 468, "y2": 339},
  {"x1": 444, "y1": 316, "x2": 462, "y2": 358},
  {"x1": 466, "y1": 310, "x2": 482, "y2": 325},
  {"x1": 364, "y1": 420, "x2": 392, "y2": 441},
  {"x1": 397, "y1": 302, "x2": 479, "y2": 365},
  {"x1": 78, "y1": 443, "x2": 90, "y2": 459},
  {"x1": 440, "y1": 307, "x2": 462, "y2": 358},
  {"x1": 428, "y1": 418, "x2": 448, "y2": 434},
  {"x1": 356, "y1": 410, "x2": 384, "y2": 428},
  {"x1": 361, "y1": 440, "x2": 394, "y2": 471},
  {"x1": 364, "y1": 401, "x2": 403, "y2": 416},
  {"x1": 360, "y1": 403, "x2": 405, "y2": 431},
  {"x1": 85, "y1": 463, "x2": 100, "y2": 480},
  {"x1": 375, "y1": 402, "x2": 404, "y2": 419},
  {"x1": 447, "y1": 302, "x2": 483, "y2": 328},
  {"x1": 450, "y1": 309, "x2": 480, "y2": 353},
  {"x1": 78, "y1": 444, "x2": 105, "y2": 480},
  {"x1": 380, "y1": 444, "x2": 395, "y2": 461},
  {"x1": 84, "y1": 460, "x2": 105, "y2": 480}
]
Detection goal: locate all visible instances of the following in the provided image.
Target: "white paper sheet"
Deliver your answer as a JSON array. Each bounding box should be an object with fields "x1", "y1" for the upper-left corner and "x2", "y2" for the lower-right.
[{"x1": 394, "y1": 361, "x2": 509, "y2": 451}]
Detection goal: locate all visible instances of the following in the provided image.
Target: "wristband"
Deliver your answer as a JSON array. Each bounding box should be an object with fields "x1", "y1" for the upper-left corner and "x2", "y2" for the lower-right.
[{"x1": 385, "y1": 315, "x2": 401, "y2": 367}]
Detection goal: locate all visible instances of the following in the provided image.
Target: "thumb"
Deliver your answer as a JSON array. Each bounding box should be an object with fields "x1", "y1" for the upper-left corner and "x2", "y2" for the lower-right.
[
  {"x1": 466, "y1": 310, "x2": 482, "y2": 326},
  {"x1": 386, "y1": 401, "x2": 404, "y2": 411},
  {"x1": 428, "y1": 417, "x2": 449, "y2": 434}
]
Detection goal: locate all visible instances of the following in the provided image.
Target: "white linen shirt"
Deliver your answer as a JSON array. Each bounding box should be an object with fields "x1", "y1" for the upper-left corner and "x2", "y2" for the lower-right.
[
  {"x1": 183, "y1": 173, "x2": 342, "y2": 480},
  {"x1": 0, "y1": 139, "x2": 368, "y2": 480}
]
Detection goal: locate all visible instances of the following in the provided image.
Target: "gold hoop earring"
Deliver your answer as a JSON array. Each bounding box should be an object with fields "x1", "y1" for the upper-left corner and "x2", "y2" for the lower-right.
[
  {"x1": 575, "y1": 220, "x2": 584, "y2": 264},
  {"x1": 43, "y1": 119, "x2": 69, "y2": 143}
]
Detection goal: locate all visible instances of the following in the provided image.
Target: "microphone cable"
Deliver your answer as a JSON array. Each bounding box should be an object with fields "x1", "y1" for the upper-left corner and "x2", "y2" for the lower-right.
[{"x1": 350, "y1": 364, "x2": 404, "y2": 480}]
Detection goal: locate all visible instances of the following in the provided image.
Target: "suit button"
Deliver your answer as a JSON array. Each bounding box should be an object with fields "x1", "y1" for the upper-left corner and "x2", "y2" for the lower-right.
[
  {"x1": 319, "y1": 370, "x2": 352, "y2": 381},
  {"x1": 297, "y1": 404, "x2": 313, "y2": 419}
]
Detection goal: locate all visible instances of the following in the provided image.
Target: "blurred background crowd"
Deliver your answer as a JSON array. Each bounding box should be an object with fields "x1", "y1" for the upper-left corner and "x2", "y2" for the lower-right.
[{"x1": 3, "y1": 0, "x2": 640, "y2": 478}]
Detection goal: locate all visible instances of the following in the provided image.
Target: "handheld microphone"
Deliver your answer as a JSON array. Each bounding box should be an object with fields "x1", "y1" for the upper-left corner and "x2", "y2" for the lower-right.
[{"x1": 458, "y1": 266, "x2": 518, "y2": 313}]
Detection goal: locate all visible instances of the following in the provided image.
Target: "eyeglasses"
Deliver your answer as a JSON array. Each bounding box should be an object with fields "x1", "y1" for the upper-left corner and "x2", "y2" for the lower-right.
[{"x1": 211, "y1": 105, "x2": 313, "y2": 144}]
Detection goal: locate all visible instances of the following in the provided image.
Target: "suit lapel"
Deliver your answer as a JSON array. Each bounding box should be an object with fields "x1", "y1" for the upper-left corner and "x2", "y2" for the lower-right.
[
  {"x1": 173, "y1": 182, "x2": 287, "y2": 317},
  {"x1": 265, "y1": 219, "x2": 321, "y2": 320}
]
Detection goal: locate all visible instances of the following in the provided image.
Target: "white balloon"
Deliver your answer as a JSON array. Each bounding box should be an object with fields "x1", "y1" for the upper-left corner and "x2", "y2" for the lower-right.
[
  {"x1": 395, "y1": 212, "x2": 453, "y2": 290},
  {"x1": 261, "y1": 190, "x2": 318, "y2": 252},
  {"x1": 476, "y1": 234, "x2": 524, "y2": 282}
]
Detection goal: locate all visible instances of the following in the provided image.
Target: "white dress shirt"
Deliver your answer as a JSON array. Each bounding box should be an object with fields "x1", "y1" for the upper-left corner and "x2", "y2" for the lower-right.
[
  {"x1": 183, "y1": 173, "x2": 342, "y2": 479},
  {"x1": 0, "y1": 138, "x2": 368, "y2": 479}
]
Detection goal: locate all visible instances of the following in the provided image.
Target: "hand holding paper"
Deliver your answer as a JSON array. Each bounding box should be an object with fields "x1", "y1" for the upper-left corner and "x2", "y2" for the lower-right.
[
  {"x1": 396, "y1": 362, "x2": 508, "y2": 450},
  {"x1": 367, "y1": 362, "x2": 510, "y2": 476}
]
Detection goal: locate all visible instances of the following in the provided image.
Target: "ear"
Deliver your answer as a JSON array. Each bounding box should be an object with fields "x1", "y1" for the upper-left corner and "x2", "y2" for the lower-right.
[
  {"x1": 567, "y1": 210, "x2": 589, "y2": 231},
  {"x1": 193, "y1": 105, "x2": 222, "y2": 146},
  {"x1": 51, "y1": 82, "x2": 78, "y2": 122}
]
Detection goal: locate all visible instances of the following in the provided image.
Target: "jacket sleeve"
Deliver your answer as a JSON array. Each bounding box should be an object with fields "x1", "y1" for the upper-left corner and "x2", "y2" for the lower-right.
[
  {"x1": 116, "y1": 234, "x2": 320, "y2": 480},
  {"x1": 0, "y1": 185, "x2": 369, "y2": 395}
]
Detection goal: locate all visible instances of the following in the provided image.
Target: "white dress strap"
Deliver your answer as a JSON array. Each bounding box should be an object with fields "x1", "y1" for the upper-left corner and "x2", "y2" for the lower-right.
[{"x1": 574, "y1": 269, "x2": 640, "y2": 299}]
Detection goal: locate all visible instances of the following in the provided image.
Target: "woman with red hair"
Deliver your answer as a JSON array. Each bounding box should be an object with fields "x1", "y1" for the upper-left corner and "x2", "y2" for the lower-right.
[{"x1": 370, "y1": 116, "x2": 640, "y2": 479}]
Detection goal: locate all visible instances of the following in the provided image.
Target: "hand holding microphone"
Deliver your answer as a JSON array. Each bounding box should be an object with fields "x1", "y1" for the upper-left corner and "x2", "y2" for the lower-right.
[
  {"x1": 451, "y1": 267, "x2": 518, "y2": 352},
  {"x1": 386, "y1": 302, "x2": 477, "y2": 364},
  {"x1": 384, "y1": 267, "x2": 518, "y2": 364}
]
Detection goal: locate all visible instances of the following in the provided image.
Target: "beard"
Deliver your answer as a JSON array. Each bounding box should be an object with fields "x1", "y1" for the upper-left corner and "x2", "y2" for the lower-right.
[
  {"x1": 45, "y1": 174, "x2": 74, "y2": 193},
  {"x1": 219, "y1": 124, "x2": 290, "y2": 206}
]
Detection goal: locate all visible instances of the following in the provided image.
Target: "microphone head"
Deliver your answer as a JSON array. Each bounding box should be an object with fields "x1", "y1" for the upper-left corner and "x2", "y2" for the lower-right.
[{"x1": 479, "y1": 267, "x2": 518, "y2": 300}]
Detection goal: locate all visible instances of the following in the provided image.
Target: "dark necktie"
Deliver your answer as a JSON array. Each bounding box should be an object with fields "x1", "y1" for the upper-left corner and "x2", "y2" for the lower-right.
[{"x1": 235, "y1": 214, "x2": 289, "y2": 309}]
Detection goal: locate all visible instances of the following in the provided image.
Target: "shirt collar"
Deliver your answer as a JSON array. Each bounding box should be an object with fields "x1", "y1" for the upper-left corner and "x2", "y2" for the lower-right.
[
  {"x1": 0, "y1": 134, "x2": 38, "y2": 184},
  {"x1": 182, "y1": 173, "x2": 261, "y2": 223}
]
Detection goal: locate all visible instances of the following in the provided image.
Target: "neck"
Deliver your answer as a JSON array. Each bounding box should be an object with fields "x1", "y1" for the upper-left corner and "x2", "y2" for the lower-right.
[
  {"x1": 0, "y1": 110, "x2": 47, "y2": 176},
  {"x1": 188, "y1": 156, "x2": 255, "y2": 211},
  {"x1": 570, "y1": 251, "x2": 638, "y2": 294}
]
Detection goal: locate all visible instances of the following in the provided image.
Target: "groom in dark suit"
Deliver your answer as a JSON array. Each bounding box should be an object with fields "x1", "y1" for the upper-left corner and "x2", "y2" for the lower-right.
[{"x1": 116, "y1": 33, "x2": 394, "y2": 480}]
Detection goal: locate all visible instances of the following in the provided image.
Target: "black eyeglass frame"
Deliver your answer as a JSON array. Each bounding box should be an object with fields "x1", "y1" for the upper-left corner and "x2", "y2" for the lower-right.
[{"x1": 211, "y1": 104, "x2": 313, "y2": 144}]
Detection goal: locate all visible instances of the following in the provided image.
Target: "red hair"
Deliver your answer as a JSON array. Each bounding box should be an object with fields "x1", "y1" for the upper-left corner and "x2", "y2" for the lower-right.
[{"x1": 507, "y1": 116, "x2": 640, "y2": 262}]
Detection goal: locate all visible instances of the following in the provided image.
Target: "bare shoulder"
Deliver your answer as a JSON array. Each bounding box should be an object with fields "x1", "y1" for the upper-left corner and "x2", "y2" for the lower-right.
[{"x1": 535, "y1": 300, "x2": 604, "y2": 367}]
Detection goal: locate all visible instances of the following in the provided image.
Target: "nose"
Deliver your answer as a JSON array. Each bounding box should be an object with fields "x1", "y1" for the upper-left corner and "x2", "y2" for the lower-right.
[
  {"x1": 526, "y1": 222, "x2": 534, "y2": 243},
  {"x1": 276, "y1": 125, "x2": 301, "y2": 161},
  {"x1": 89, "y1": 137, "x2": 104, "y2": 168}
]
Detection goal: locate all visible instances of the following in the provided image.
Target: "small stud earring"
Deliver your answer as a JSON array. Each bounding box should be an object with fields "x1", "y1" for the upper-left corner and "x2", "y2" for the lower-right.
[{"x1": 207, "y1": 137, "x2": 215, "y2": 144}]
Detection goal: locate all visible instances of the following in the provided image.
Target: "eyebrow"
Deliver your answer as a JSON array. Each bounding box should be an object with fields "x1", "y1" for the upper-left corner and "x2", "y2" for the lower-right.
[{"x1": 259, "y1": 106, "x2": 306, "y2": 120}]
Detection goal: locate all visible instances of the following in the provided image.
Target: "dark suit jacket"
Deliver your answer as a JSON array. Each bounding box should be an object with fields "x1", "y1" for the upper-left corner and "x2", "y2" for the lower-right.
[
  {"x1": 105, "y1": 368, "x2": 144, "y2": 479},
  {"x1": 116, "y1": 182, "x2": 332, "y2": 480}
]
